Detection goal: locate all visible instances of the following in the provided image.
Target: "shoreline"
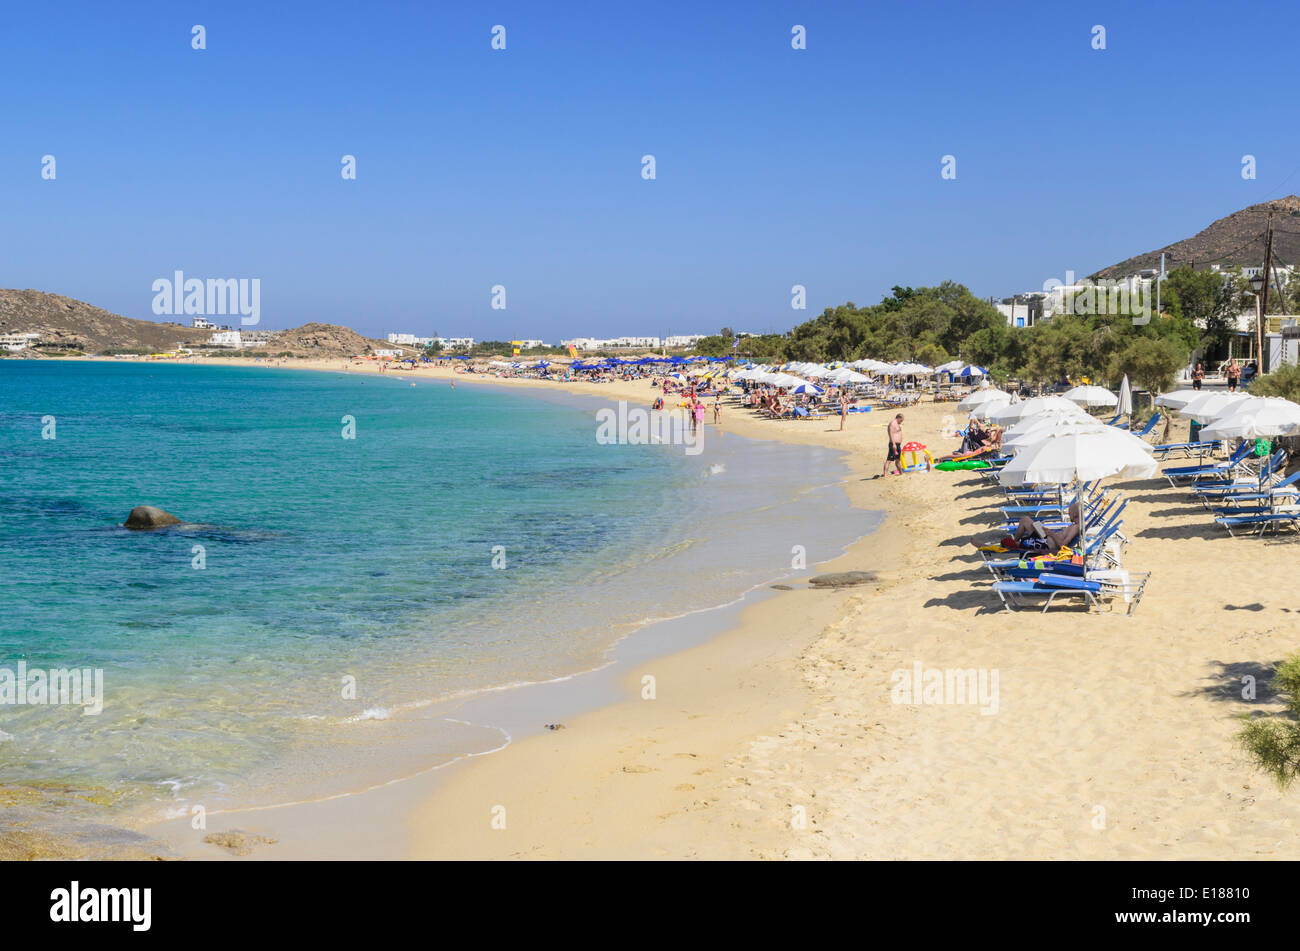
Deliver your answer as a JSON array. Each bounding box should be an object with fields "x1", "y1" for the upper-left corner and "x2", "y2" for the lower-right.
[
  {"x1": 79, "y1": 356, "x2": 890, "y2": 859},
  {"x1": 28, "y1": 356, "x2": 1300, "y2": 860}
]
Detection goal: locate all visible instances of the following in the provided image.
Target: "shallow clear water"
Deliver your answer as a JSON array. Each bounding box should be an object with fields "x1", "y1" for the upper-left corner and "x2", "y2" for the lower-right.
[{"x1": 0, "y1": 361, "x2": 878, "y2": 823}]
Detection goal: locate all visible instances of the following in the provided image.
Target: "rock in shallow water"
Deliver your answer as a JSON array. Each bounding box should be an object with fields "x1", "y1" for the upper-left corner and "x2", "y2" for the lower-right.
[{"x1": 124, "y1": 506, "x2": 182, "y2": 530}]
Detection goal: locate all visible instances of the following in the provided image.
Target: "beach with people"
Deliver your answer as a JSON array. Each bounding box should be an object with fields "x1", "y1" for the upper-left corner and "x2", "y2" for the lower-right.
[{"x1": 55, "y1": 352, "x2": 1297, "y2": 861}]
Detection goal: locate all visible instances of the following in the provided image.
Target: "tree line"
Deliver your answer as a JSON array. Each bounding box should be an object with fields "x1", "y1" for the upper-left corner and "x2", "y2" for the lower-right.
[{"x1": 693, "y1": 267, "x2": 1286, "y2": 398}]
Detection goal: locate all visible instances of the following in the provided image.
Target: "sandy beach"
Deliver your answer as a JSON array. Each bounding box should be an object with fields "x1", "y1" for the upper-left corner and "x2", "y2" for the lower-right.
[{"x1": 68, "y1": 355, "x2": 1296, "y2": 860}]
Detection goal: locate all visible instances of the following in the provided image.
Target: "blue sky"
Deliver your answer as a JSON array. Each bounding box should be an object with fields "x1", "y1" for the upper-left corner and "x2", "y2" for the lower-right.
[{"x1": 2, "y1": 0, "x2": 1297, "y2": 341}]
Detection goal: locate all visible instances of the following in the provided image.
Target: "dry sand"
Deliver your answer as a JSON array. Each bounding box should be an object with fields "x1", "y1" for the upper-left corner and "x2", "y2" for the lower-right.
[{"x1": 75, "y1": 356, "x2": 1300, "y2": 858}]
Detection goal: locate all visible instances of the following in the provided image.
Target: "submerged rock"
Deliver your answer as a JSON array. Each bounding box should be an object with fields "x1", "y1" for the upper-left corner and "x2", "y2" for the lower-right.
[
  {"x1": 124, "y1": 506, "x2": 182, "y2": 530},
  {"x1": 807, "y1": 571, "x2": 877, "y2": 588}
]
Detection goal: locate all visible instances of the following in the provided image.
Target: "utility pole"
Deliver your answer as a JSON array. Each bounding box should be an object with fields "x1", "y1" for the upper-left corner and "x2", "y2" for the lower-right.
[
  {"x1": 1259, "y1": 213, "x2": 1275, "y2": 373},
  {"x1": 1157, "y1": 252, "x2": 1165, "y2": 318}
]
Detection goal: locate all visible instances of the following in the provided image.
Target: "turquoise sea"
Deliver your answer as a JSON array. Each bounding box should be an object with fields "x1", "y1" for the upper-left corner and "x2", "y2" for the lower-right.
[{"x1": 0, "y1": 361, "x2": 878, "y2": 830}]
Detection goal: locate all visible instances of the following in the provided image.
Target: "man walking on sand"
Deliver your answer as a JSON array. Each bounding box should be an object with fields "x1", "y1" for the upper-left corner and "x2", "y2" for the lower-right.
[{"x1": 883, "y1": 413, "x2": 904, "y2": 476}]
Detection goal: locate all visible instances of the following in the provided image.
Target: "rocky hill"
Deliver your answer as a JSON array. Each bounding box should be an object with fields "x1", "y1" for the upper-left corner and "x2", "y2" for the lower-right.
[
  {"x1": 271, "y1": 322, "x2": 386, "y2": 355},
  {"x1": 0, "y1": 290, "x2": 198, "y2": 354},
  {"x1": 1091, "y1": 196, "x2": 1300, "y2": 280},
  {"x1": 0, "y1": 289, "x2": 389, "y2": 356}
]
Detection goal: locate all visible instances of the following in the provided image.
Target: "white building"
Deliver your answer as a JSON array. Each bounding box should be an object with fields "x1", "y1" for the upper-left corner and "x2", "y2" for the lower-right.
[
  {"x1": 664, "y1": 334, "x2": 706, "y2": 348},
  {"x1": 388, "y1": 333, "x2": 476, "y2": 349},
  {"x1": 515, "y1": 339, "x2": 545, "y2": 349},
  {"x1": 237, "y1": 331, "x2": 271, "y2": 347},
  {"x1": 374, "y1": 348, "x2": 404, "y2": 358},
  {"x1": 995, "y1": 295, "x2": 1046, "y2": 328},
  {"x1": 211, "y1": 330, "x2": 243, "y2": 348},
  {"x1": 0, "y1": 332, "x2": 39, "y2": 351},
  {"x1": 561, "y1": 336, "x2": 664, "y2": 350},
  {"x1": 192, "y1": 316, "x2": 216, "y2": 330}
]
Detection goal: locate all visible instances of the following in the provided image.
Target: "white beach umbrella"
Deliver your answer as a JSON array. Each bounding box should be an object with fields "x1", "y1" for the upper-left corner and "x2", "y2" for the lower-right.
[
  {"x1": 1117, "y1": 375, "x2": 1133, "y2": 416},
  {"x1": 1001, "y1": 417, "x2": 1105, "y2": 451},
  {"x1": 1198, "y1": 398, "x2": 1300, "y2": 441},
  {"x1": 987, "y1": 395, "x2": 1088, "y2": 426},
  {"x1": 1002, "y1": 415, "x2": 1154, "y2": 453},
  {"x1": 769, "y1": 373, "x2": 809, "y2": 388},
  {"x1": 998, "y1": 428, "x2": 1160, "y2": 486},
  {"x1": 1062, "y1": 384, "x2": 1119, "y2": 408},
  {"x1": 1153, "y1": 389, "x2": 1201, "y2": 410},
  {"x1": 957, "y1": 388, "x2": 1011, "y2": 413},
  {"x1": 934, "y1": 360, "x2": 964, "y2": 374},
  {"x1": 1176, "y1": 391, "x2": 1252, "y2": 420}
]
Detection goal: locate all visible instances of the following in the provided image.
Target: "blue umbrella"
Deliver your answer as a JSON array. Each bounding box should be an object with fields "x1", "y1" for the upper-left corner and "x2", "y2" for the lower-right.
[{"x1": 959, "y1": 365, "x2": 987, "y2": 378}]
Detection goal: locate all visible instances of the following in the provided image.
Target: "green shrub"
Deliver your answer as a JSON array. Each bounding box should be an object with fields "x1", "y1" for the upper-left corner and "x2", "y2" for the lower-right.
[
  {"x1": 1252, "y1": 363, "x2": 1300, "y2": 402},
  {"x1": 1238, "y1": 653, "x2": 1300, "y2": 788}
]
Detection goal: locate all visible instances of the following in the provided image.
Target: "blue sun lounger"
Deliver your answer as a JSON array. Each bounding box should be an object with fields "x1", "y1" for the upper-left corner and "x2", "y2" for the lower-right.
[
  {"x1": 1214, "y1": 510, "x2": 1300, "y2": 536},
  {"x1": 998, "y1": 495, "x2": 1124, "y2": 537},
  {"x1": 1188, "y1": 450, "x2": 1286, "y2": 497},
  {"x1": 991, "y1": 570, "x2": 1150, "y2": 615},
  {"x1": 1128, "y1": 415, "x2": 1162, "y2": 439},
  {"x1": 1163, "y1": 443, "x2": 1254, "y2": 486},
  {"x1": 999, "y1": 487, "x2": 1112, "y2": 521},
  {"x1": 1196, "y1": 468, "x2": 1300, "y2": 509},
  {"x1": 980, "y1": 514, "x2": 1127, "y2": 575},
  {"x1": 1152, "y1": 439, "x2": 1218, "y2": 460},
  {"x1": 1001, "y1": 479, "x2": 1100, "y2": 502}
]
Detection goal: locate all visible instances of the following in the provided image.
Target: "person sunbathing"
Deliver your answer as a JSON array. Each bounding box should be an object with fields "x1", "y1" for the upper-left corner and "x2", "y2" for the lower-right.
[{"x1": 970, "y1": 503, "x2": 1081, "y2": 554}]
